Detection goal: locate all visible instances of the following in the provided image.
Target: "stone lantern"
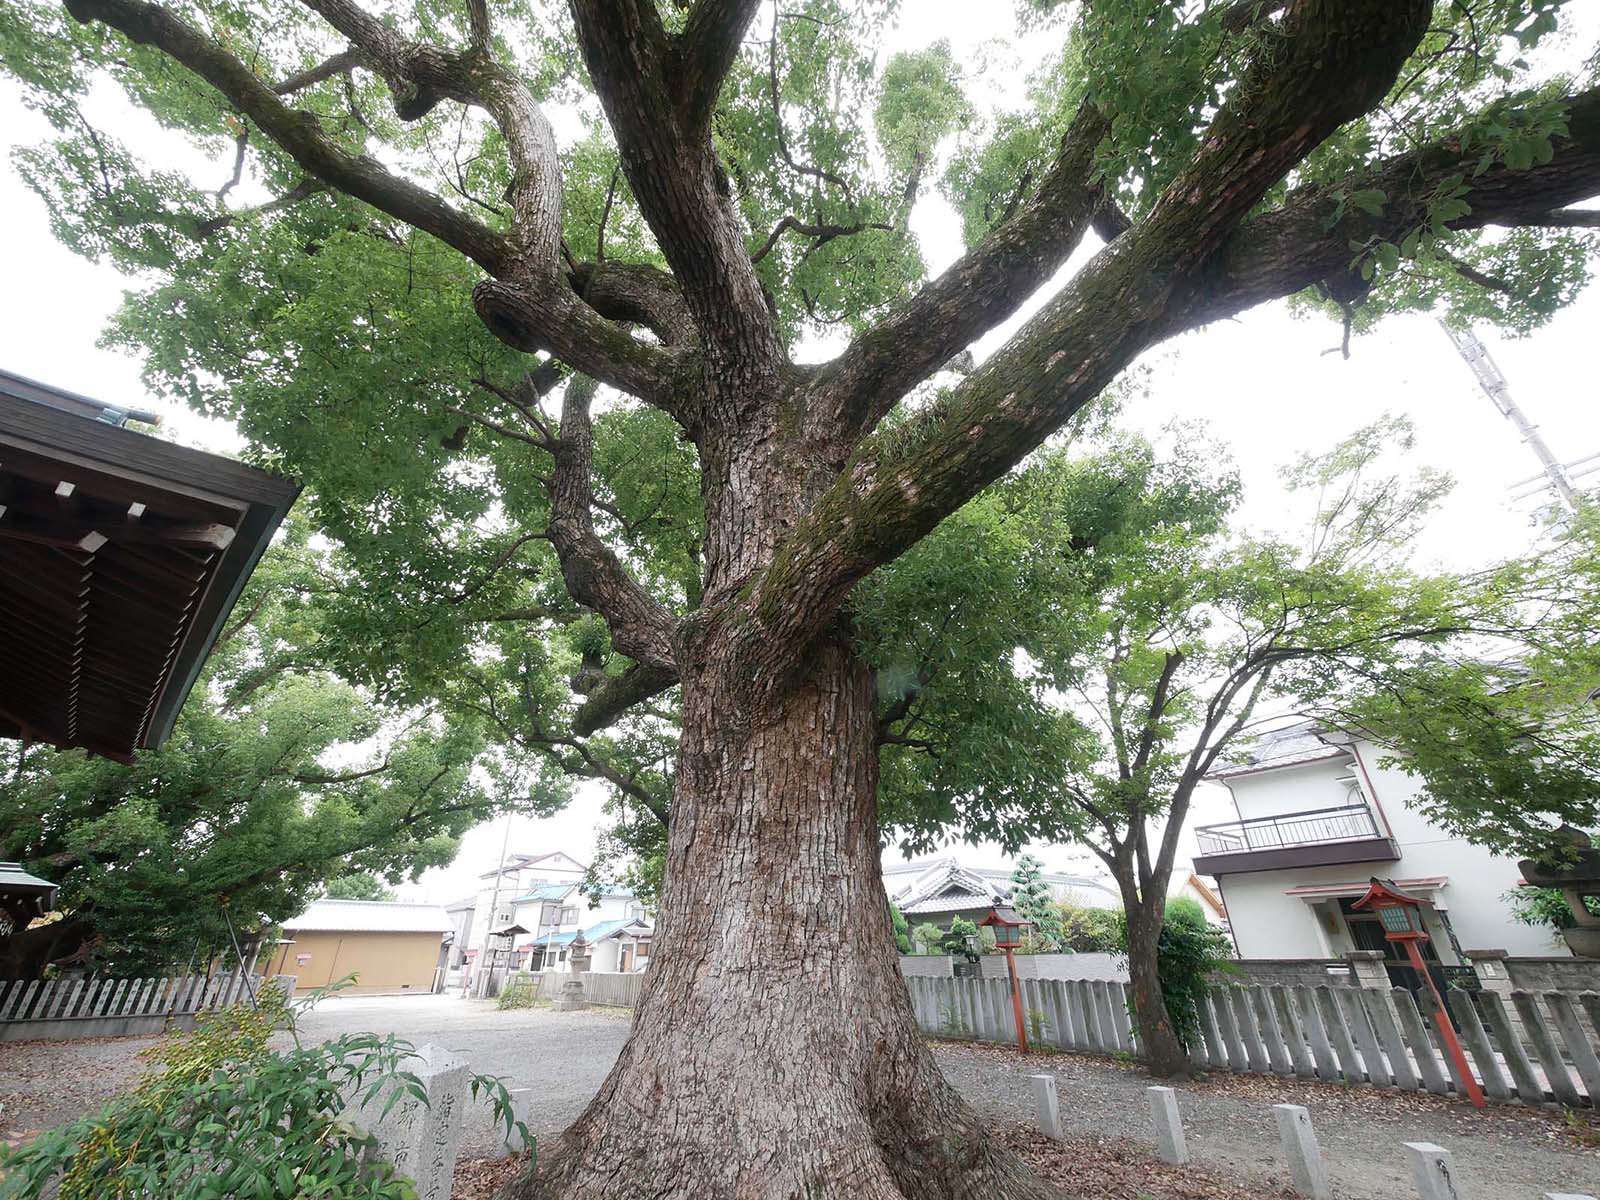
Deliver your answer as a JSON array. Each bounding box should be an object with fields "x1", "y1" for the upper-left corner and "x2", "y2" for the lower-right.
[
  {"x1": 1519, "y1": 827, "x2": 1600, "y2": 959},
  {"x1": 552, "y1": 930, "x2": 591, "y2": 1012}
]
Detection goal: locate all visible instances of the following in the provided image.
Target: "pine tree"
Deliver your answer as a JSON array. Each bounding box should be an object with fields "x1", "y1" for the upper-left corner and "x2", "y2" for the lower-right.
[{"x1": 1009, "y1": 854, "x2": 1063, "y2": 951}]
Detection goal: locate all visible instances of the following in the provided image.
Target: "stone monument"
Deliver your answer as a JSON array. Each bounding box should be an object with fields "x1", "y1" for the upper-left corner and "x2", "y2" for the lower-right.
[{"x1": 344, "y1": 1042, "x2": 470, "y2": 1200}]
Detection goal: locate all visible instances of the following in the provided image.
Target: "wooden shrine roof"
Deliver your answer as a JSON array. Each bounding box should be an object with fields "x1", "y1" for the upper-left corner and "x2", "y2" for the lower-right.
[{"x1": 0, "y1": 369, "x2": 300, "y2": 760}]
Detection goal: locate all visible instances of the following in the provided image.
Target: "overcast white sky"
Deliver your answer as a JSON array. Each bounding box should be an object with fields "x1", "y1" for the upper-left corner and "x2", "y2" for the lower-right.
[{"x1": 2, "y1": 7, "x2": 1596, "y2": 905}]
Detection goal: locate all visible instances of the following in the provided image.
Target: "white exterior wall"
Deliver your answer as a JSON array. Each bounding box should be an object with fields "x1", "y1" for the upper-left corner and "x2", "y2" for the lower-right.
[{"x1": 1209, "y1": 739, "x2": 1559, "y2": 961}]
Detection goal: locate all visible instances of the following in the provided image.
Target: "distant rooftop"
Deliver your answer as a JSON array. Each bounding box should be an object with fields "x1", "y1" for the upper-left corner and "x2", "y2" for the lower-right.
[
  {"x1": 519, "y1": 916, "x2": 651, "y2": 950},
  {"x1": 1208, "y1": 720, "x2": 1350, "y2": 779},
  {"x1": 280, "y1": 898, "x2": 453, "y2": 935}
]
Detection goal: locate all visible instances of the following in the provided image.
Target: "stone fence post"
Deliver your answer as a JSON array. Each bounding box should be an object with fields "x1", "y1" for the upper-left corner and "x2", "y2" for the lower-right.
[{"x1": 1465, "y1": 949, "x2": 1532, "y2": 1055}]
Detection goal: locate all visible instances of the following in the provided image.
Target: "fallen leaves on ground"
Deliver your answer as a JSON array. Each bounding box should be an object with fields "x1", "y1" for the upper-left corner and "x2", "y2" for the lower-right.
[
  {"x1": 454, "y1": 1153, "x2": 527, "y2": 1199},
  {"x1": 448, "y1": 1130, "x2": 1292, "y2": 1200},
  {"x1": 1000, "y1": 1124, "x2": 1297, "y2": 1199}
]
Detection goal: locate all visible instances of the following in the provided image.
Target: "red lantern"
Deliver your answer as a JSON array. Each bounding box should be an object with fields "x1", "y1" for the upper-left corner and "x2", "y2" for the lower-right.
[
  {"x1": 1352, "y1": 878, "x2": 1484, "y2": 1108},
  {"x1": 981, "y1": 907, "x2": 1031, "y2": 1052}
]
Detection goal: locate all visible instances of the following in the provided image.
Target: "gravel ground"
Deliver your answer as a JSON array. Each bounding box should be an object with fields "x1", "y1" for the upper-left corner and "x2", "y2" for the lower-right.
[
  {"x1": 939, "y1": 1040, "x2": 1600, "y2": 1199},
  {"x1": 291, "y1": 993, "x2": 631, "y2": 1156},
  {"x1": 1, "y1": 993, "x2": 632, "y2": 1159},
  {"x1": 5, "y1": 998, "x2": 1597, "y2": 1198}
]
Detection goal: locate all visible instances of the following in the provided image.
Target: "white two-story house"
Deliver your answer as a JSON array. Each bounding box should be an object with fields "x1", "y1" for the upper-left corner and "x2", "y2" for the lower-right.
[
  {"x1": 508, "y1": 879, "x2": 651, "y2": 974},
  {"x1": 466, "y1": 849, "x2": 588, "y2": 964},
  {"x1": 463, "y1": 849, "x2": 653, "y2": 979},
  {"x1": 1192, "y1": 721, "x2": 1560, "y2": 976}
]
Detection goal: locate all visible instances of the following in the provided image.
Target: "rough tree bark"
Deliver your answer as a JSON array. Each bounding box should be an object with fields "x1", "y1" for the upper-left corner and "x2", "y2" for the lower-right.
[
  {"x1": 531, "y1": 633, "x2": 1053, "y2": 1198},
  {"x1": 50, "y1": 0, "x2": 1600, "y2": 1195},
  {"x1": 1122, "y1": 900, "x2": 1190, "y2": 1080}
]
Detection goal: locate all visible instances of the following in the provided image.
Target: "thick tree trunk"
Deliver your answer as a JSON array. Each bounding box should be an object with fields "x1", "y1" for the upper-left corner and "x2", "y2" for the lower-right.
[
  {"x1": 1123, "y1": 904, "x2": 1191, "y2": 1080},
  {"x1": 504, "y1": 632, "x2": 1058, "y2": 1199}
]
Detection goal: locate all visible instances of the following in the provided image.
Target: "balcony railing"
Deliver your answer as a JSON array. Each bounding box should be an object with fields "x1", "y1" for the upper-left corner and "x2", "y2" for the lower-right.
[{"x1": 1194, "y1": 804, "x2": 1384, "y2": 856}]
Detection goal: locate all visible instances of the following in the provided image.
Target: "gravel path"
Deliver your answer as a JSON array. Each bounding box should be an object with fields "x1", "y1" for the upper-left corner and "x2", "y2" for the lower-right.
[
  {"x1": 5, "y1": 997, "x2": 1596, "y2": 1197},
  {"x1": 1, "y1": 993, "x2": 632, "y2": 1159},
  {"x1": 291, "y1": 994, "x2": 631, "y2": 1156}
]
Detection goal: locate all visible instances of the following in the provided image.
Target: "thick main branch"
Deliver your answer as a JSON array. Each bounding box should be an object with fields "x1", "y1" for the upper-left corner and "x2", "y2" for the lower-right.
[
  {"x1": 745, "y1": 0, "x2": 1436, "y2": 676},
  {"x1": 64, "y1": 0, "x2": 513, "y2": 273},
  {"x1": 808, "y1": 100, "x2": 1112, "y2": 442},
  {"x1": 570, "y1": 0, "x2": 783, "y2": 385}
]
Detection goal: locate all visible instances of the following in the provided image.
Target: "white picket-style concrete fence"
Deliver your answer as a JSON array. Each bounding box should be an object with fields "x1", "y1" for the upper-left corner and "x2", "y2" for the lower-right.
[
  {"x1": 906, "y1": 975, "x2": 1600, "y2": 1108},
  {"x1": 0, "y1": 970, "x2": 272, "y2": 1041}
]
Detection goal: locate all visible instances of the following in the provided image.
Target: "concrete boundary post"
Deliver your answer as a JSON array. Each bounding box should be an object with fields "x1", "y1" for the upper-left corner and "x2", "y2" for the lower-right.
[
  {"x1": 1147, "y1": 1086, "x2": 1187, "y2": 1165},
  {"x1": 1403, "y1": 1142, "x2": 1461, "y2": 1200},
  {"x1": 1210, "y1": 986, "x2": 1248, "y2": 1071},
  {"x1": 1091, "y1": 982, "x2": 1119, "y2": 1053},
  {"x1": 1512, "y1": 991, "x2": 1581, "y2": 1107},
  {"x1": 1390, "y1": 988, "x2": 1448, "y2": 1096},
  {"x1": 1360, "y1": 988, "x2": 1418, "y2": 1092},
  {"x1": 1314, "y1": 987, "x2": 1360, "y2": 1083},
  {"x1": 1546, "y1": 991, "x2": 1600, "y2": 1103},
  {"x1": 1294, "y1": 986, "x2": 1340, "y2": 1082},
  {"x1": 1030, "y1": 1074, "x2": 1062, "y2": 1140},
  {"x1": 1269, "y1": 984, "x2": 1316, "y2": 1079},
  {"x1": 1196, "y1": 990, "x2": 1226, "y2": 1069},
  {"x1": 1230, "y1": 986, "x2": 1272, "y2": 1073},
  {"x1": 1448, "y1": 990, "x2": 1511, "y2": 1102},
  {"x1": 1250, "y1": 986, "x2": 1294, "y2": 1076},
  {"x1": 1336, "y1": 987, "x2": 1392, "y2": 1087},
  {"x1": 1111, "y1": 983, "x2": 1136, "y2": 1051},
  {"x1": 1272, "y1": 1104, "x2": 1330, "y2": 1199},
  {"x1": 1477, "y1": 990, "x2": 1544, "y2": 1103}
]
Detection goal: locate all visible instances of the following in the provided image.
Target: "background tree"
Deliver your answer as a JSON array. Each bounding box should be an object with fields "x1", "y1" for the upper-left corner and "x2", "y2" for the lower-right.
[
  {"x1": 4, "y1": 0, "x2": 1599, "y2": 1192},
  {"x1": 889, "y1": 903, "x2": 912, "y2": 955},
  {"x1": 0, "y1": 532, "x2": 509, "y2": 978},
  {"x1": 911, "y1": 921, "x2": 943, "y2": 956},
  {"x1": 1344, "y1": 518, "x2": 1600, "y2": 862},
  {"x1": 875, "y1": 419, "x2": 1600, "y2": 1076},
  {"x1": 941, "y1": 915, "x2": 980, "y2": 957},
  {"x1": 1142, "y1": 897, "x2": 1235, "y2": 1059},
  {"x1": 1051, "y1": 903, "x2": 1123, "y2": 954},
  {"x1": 322, "y1": 872, "x2": 399, "y2": 902},
  {"x1": 1007, "y1": 854, "x2": 1062, "y2": 952}
]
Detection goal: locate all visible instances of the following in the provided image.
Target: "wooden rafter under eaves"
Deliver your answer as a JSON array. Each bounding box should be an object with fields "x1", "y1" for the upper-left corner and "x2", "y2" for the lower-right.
[{"x1": 0, "y1": 368, "x2": 300, "y2": 760}]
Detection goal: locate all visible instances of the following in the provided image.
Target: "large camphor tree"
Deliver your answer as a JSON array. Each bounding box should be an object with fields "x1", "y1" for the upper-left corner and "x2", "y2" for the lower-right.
[{"x1": 5, "y1": 0, "x2": 1600, "y2": 1195}]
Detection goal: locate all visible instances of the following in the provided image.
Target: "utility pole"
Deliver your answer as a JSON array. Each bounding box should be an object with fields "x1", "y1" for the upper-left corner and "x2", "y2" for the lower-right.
[
  {"x1": 475, "y1": 814, "x2": 515, "y2": 996},
  {"x1": 1438, "y1": 320, "x2": 1594, "y2": 513}
]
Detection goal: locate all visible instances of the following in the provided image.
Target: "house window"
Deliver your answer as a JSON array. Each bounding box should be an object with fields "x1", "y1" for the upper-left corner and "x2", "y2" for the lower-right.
[
  {"x1": 540, "y1": 903, "x2": 562, "y2": 926},
  {"x1": 560, "y1": 905, "x2": 579, "y2": 924}
]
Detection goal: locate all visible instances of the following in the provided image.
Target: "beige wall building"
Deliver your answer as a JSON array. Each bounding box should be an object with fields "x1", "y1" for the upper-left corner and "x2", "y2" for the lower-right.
[{"x1": 269, "y1": 899, "x2": 453, "y2": 995}]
